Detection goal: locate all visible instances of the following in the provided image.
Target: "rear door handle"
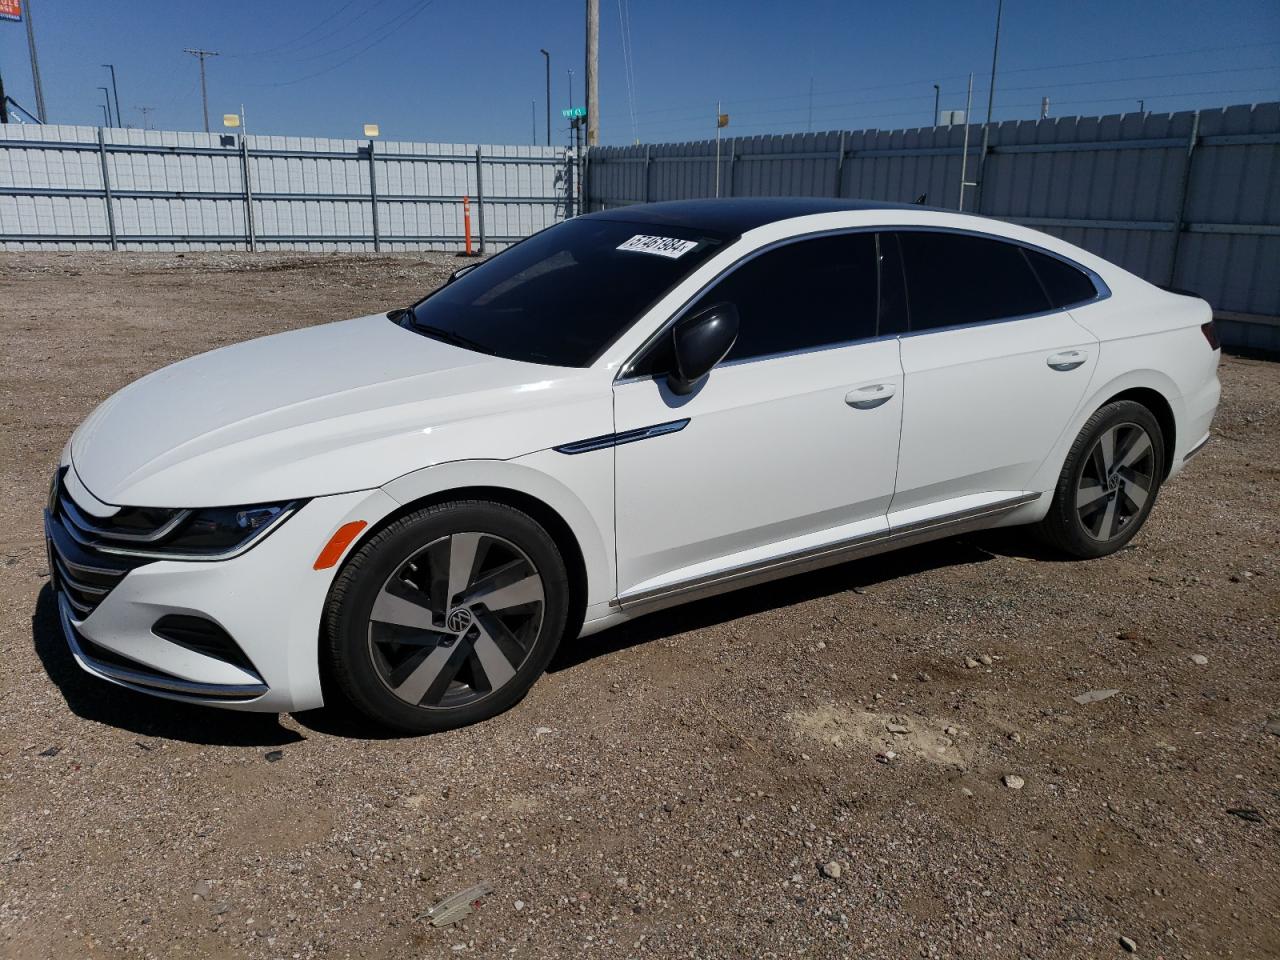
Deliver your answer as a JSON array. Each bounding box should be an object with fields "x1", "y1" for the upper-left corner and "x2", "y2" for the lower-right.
[
  {"x1": 1046, "y1": 350, "x2": 1088, "y2": 372},
  {"x1": 845, "y1": 384, "x2": 896, "y2": 409}
]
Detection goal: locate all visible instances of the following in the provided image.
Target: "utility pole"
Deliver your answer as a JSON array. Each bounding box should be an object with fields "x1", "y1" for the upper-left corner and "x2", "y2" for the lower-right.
[
  {"x1": 98, "y1": 86, "x2": 114, "y2": 127},
  {"x1": 137, "y1": 105, "x2": 155, "y2": 130},
  {"x1": 585, "y1": 0, "x2": 599, "y2": 146},
  {"x1": 102, "y1": 64, "x2": 121, "y2": 129},
  {"x1": 933, "y1": 84, "x2": 940, "y2": 127},
  {"x1": 184, "y1": 48, "x2": 220, "y2": 133},
  {"x1": 540, "y1": 49, "x2": 551, "y2": 146},
  {"x1": 974, "y1": 0, "x2": 1003, "y2": 212},
  {"x1": 25, "y1": 0, "x2": 48, "y2": 122}
]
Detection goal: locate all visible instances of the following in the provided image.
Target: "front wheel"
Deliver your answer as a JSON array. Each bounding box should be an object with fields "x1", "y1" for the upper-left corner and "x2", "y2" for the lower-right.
[
  {"x1": 323, "y1": 501, "x2": 570, "y2": 734},
  {"x1": 1036, "y1": 400, "x2": 1165, "y2": 559}
]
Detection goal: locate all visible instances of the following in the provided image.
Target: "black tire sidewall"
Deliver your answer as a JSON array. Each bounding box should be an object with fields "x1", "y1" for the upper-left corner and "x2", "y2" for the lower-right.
[
  {"x1": 324, "y1": 502, "x2": 569, "y2": 734},
  {"x1": 1049, "y1": 401, "x2": 1165, "y2": 558}
]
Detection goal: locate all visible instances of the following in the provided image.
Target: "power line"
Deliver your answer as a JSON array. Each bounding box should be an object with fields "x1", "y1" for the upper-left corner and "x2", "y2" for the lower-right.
[
  {"x1": 598, "y1": 39, "x2": 1280, "y2": 124},
  {"x1": 602, "y1": 62, "x2": 1280, "y2": 131},
  {"x1": 257, "y1": 1, "x2": 436, "y2": 88},
  {"x1": 222, "y1": 0, "x2": 368, "y2": 59}
]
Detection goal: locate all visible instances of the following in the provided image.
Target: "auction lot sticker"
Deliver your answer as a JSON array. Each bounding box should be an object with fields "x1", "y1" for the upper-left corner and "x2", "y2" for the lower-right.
[{"x1": 616, "y1": 235, "x2": 699, "y2": 259}]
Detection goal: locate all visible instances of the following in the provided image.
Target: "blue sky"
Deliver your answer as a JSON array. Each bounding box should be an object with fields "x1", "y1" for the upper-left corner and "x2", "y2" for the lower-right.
[{"x1": 1, "y1": 0, "x2": 1277, "y2": 145}]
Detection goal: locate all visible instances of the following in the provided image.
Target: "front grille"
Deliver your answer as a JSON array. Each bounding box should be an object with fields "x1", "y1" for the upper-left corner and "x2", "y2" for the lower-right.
[{"x1": 45, "y1": 469, "x2": 153, "y2": 620}]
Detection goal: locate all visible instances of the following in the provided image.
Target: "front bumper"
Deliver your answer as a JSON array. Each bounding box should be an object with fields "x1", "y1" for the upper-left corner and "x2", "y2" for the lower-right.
[{"x1": 47, "y1": 482, "x2": 398, "y2": 713}]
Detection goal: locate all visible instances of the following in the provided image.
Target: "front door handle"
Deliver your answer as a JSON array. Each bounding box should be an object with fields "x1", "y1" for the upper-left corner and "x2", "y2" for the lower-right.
[
  {"x1": 845, "y1": 384, "x2": 896, "y2": 410},
  {"x1": 1046, "y1": 349, "x2": 1088, "y2": 372}
]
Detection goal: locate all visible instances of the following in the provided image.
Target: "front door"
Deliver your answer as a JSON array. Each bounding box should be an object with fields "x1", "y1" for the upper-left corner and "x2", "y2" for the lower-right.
[{"x1": 612, "y1": 232, "x2": 905, "y2": 600}]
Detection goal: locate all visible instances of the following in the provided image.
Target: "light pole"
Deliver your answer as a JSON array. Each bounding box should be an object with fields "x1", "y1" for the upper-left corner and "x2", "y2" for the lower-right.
[
  {"x1": 540, "y1": 48, "x2": 551, "y2": 146},
  {"x1": 102, "y1": 64, "x2": 121, "y2": 129},
  {"x1": 25, "y1": 0, "x2": 48, "y2": 122},
  {"x1": 975, "y1": 0, "x2": 1004, "y2": 212},
  {"x1": 933, "y1": 84, "x2": 940, "y2": 127},
  {"x1": 98, "y1": 86, "x2": 114, "y2": 127}
]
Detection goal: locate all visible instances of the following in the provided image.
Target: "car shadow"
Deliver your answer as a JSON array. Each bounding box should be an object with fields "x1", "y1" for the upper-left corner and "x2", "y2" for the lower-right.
[
  {"x1": 549, "y1": 533, "x2": 1011, "y2": 673},
  {"x1": 31, "y1": 530, "x2": 1050, "y2": 743},
  {"x1": 30, "y1": 584, "x2": 306, "y2": 748}
]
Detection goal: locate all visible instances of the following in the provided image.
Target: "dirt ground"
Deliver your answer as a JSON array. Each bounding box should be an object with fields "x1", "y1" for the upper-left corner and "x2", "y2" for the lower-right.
[{"x1": 1, "y1": 252, "x2": 1277, "y2": 960}]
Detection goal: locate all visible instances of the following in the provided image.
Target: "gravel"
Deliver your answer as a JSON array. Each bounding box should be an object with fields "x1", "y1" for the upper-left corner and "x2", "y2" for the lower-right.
[{"x1": 1, "y1": 252, "x2": 1278, "y2": 959}]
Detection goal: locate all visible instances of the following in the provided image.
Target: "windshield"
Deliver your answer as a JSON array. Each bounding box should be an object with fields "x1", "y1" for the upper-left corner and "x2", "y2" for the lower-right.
[{"x1": 401, "y1": 218, "x2": 733, "y2": 367}]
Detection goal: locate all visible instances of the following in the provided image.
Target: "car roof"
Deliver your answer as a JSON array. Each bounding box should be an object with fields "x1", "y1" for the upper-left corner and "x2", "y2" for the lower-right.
[{"x1": 581, "y1": 197, "x2": 926, "y2": 235}]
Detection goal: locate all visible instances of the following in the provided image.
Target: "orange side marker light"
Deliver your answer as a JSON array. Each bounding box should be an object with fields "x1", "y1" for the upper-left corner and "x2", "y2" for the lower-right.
[{"x1": 314, "y1": 520, "x2": 368, "y2": 570}]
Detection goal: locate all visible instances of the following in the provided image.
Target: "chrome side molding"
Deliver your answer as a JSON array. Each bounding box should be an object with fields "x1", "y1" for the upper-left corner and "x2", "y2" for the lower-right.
[
  {"x1": 555, "y1": 418, "x2": 690, "y2": 455},
  {"x1": 614, "y1": 492, "x2": 1041, "y2": 613}
]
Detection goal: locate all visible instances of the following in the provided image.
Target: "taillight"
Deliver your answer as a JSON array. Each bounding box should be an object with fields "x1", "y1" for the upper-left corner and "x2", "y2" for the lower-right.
[{"x1": 1200, "y1": 320, "x2": 1220, "y2": 350}]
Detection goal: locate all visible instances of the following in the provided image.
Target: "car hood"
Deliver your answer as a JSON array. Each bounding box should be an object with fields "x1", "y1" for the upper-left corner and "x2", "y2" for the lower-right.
[{"x1": 70, "y1": 313, "x2": 609, "y2": 507}]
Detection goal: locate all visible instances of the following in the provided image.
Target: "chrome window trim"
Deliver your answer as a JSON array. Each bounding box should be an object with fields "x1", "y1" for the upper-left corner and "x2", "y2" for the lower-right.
[{"x1": 613, "y1": 223, "x2": 1110, "y2": 386}]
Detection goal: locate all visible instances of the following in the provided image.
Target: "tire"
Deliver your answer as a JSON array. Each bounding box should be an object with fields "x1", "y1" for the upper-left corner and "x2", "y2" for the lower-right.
[
  {"x1": 323, "y1": 500, "x2": 570, "y2": 734},
  {"x1": 1036, "y1": 400, "x2": 1165, "y2": 559}
]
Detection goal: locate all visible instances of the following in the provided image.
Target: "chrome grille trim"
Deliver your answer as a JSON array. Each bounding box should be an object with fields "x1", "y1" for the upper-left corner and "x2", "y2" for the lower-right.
[{"x1": 59, "y1": 493, "x2": 192, "y2": 544}]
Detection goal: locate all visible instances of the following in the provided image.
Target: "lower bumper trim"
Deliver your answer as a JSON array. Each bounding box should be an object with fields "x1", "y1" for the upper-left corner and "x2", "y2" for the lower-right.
[
  {"x1": 1183, "y1": 433, "x2": 1211, "y2": 463},
  {"x1": 56, "y1": 593, "x2": 269, "y2": 701}
]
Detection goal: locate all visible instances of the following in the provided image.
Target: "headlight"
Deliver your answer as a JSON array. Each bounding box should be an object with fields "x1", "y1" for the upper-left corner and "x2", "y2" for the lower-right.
[{"x1": 160, "y1": 503, "x2": 295, "y2": 554}]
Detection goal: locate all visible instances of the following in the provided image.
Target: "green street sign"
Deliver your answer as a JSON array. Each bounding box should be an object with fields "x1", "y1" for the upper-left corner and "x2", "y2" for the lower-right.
[{"x1": 561, "y1": 106, "x2": 586, "y2": 119}]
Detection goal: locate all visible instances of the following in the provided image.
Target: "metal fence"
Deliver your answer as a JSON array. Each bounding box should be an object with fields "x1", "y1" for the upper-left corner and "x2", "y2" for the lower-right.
[
  {"x1": 586, "y1": 102, "x2": 1280, "y2": 351},
  {"x1": 0, "y1": 124, "x2": 577, "y2": 253}
]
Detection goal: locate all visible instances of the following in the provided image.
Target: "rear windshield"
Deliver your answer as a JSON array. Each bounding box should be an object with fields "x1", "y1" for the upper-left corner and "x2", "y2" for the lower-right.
[{"x1": 401, "y1": 218, "x2": 732, "y2": 367}]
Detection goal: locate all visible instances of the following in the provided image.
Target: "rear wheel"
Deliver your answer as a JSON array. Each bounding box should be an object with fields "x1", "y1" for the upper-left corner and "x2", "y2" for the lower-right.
[
  {"x1": 323, "y1": 501, "x2": 570, "y2": 734},
  {"x1": 1037, "y1": 400, "x2": 1164, "y2": 558}
]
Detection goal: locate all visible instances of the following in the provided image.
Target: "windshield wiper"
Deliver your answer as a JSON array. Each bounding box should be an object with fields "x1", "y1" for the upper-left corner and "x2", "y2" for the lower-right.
[{"x1": 404, "y1": 316, "x2": 492, "y2": 355}]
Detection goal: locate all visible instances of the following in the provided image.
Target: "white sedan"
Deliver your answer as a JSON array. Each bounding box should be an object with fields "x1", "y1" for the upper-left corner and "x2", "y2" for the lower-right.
[{"x1": 46, "y1": 199, "x2": 1221, "y2": 732}]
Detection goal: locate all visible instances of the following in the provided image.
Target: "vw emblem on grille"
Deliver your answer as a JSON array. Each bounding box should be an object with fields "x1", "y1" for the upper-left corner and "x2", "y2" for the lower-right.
[{"x1": 446, "y1": 608, "x2": 473, "y2": 633}]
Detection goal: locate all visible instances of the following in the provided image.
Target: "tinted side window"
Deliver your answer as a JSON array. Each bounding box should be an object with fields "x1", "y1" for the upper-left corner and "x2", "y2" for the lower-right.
[
  {"x1": 691, "y1": 233, "x2": 878, "y2": 363},
  {"x1": 1023, "y1": 249, "x2": 1099, "y2": 308},
  {"x1": 897, "y1": 231, "x2": 1051, "y2": 331}
]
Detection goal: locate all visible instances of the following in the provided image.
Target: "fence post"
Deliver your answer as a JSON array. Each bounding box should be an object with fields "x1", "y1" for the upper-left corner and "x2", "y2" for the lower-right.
[
  {"x1": 833, "y1": 131, "x2": 846, "y2": 198},
  {"x1": 96, "y1": 127, "x2": 118, "y2": 251},
  {"x1": 643, "y1": 144, "x2": 651, "y2": 203},
  {"x1": 240, "y1": 134, "x2": 256, "y2": 252},
  {"x1": 1167, "y1": 110, "x2": 1201, "y2": 288},
  {"x1": 566, "y1": 148, "x2": 575, "y2": 218},
  {"x1": 474, "y1": 147, "x2": 486, "y2": 254},
  {"x1": 367, "y1": 138, "x2": 380, "y2": 252}
]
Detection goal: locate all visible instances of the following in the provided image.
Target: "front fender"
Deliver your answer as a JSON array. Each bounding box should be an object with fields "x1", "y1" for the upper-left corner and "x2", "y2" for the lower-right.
[{"x1": 379, "y1": 452, "x2": 616, "y2": 608}]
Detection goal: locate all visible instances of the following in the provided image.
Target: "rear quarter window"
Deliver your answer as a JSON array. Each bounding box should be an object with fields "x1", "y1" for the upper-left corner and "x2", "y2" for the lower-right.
[{"x1": 1022, "y1": 249, "x2": 1101, "y2": 308}]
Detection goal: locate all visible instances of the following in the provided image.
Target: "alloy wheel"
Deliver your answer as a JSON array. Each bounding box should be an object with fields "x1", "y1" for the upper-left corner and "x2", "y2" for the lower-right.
[
  {"x1": 366, "y1": 532, "x2": 545, "y2": 709},
  {"x1": 1075, "y1": 422, "x2": 1157, "y2": 541}
]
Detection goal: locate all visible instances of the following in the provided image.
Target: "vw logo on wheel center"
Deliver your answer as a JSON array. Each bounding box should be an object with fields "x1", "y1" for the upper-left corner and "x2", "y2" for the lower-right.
[{"x1": 446, "y1": 608, "x2": 474, "y2": 633}]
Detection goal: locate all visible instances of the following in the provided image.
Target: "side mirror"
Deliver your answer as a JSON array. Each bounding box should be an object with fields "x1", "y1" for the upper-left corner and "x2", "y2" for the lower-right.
[{"x1": 668, "y1": 302, "x2": 739, "y2": 396}]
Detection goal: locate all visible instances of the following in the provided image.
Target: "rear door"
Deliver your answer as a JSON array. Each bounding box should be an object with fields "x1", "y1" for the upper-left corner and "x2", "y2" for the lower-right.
[{"x1": 889, "y1": 230, "x2": 1099, "y2": 514}]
